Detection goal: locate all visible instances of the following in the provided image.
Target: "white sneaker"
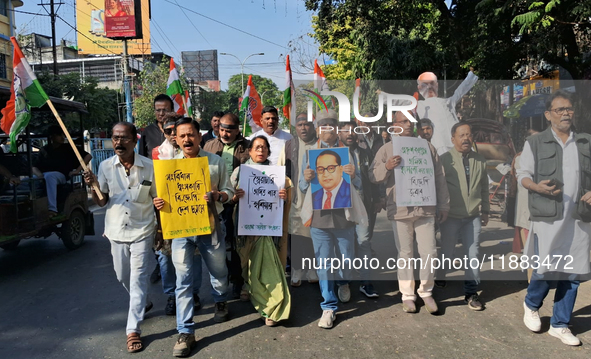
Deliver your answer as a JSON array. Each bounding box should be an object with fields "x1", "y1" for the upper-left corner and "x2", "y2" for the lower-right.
[
  {"x1": 338, "y1": 284, "x2": 351, "y2": 303},
  {"x1": 306, "y1": 269, "x2": 319, "y2": 283},
  {"x1": 318, "y1": 310, "x2": 336, "y2": 329},
  {"x1": 523, "y1": 302, "x2": 541, "y2": 332},
  {"x1": 548, "y1": 326, "x2": 581, "y2": 346},
  {"x1": 291, "y1": 269, "x2": 302, "y2": 287}
]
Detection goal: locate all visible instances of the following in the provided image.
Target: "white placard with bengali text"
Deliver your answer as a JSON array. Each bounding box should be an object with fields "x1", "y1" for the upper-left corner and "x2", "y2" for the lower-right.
[
  {"x1": 237, "y1": 164, "x2": 285, "y2": 236},
  {"x1": 391, "y1": 136, "x2": 437, "y2": 206}
]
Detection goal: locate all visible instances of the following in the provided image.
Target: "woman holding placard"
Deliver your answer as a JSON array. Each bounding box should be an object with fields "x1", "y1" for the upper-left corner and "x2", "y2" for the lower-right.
[{"x1": 231, "y1": 135, "x2": 292, "y2": 326}]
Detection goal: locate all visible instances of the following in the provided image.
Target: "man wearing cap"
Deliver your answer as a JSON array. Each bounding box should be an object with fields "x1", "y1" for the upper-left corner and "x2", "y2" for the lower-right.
[
  {"x1": 203, "y1": 113, "x2": 250, "y2": 298},
  {"x1": 416, "y1": 70, "x2": 478, "y2": 155},
  {"x1": 283, "y1": 113, "x2": 320, "y2": 286},
  {"x1": 248, "y1": 106, "x2": 292, "y2": 165},
  {"x1": 299, "y1": 109, "x2": 363, "y2": 329}
]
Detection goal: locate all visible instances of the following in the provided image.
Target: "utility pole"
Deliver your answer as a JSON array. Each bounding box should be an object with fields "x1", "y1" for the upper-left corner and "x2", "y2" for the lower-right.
[
  {"x1": 122, "y1": 40, "x2": 133, "y2": 123},
  {"x1": 39, "y1": 0, "x2": 63, "y2": 76},
  {"x1": 50, "y1": 0, "x2": 58, "y2": 76}
]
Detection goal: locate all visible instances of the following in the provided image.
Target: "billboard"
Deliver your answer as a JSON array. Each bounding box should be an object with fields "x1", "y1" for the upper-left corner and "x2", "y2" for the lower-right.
[
  {"x1": 76, "y1": 0, "x2": 151, "y2": 55},
  {"x1": 104, "y1": 0, "x2": 143, "y2": 39}
]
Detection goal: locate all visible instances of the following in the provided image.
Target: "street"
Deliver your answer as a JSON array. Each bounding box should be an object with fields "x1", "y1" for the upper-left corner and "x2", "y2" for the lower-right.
[{"x1": 0, "y1": 208, "x2": 590, "y2": 359}]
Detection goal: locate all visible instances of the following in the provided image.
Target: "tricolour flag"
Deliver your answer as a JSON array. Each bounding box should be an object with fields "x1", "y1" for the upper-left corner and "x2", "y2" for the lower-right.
[
  {"x1": 1, "y1": 37, "x2": 50, "y2": 153},
  {"x1": 354, "y1": 78, "x2": 361, "y2": 109},
  {"x1": 166, "y1": 58, "x2": 187, "y2": 115},
  {"x1": 283, "y1": 55, "x2": 297, "y2": 126},
  {"x1": 239, "y1": 75, "x2": 263, "y2": 137},
  {"x1": 313, "y1": 59, "x2": 328, "y2": 93},
  {"x1": 184, "y1": 90, "x2": 193, "y2": 117}
]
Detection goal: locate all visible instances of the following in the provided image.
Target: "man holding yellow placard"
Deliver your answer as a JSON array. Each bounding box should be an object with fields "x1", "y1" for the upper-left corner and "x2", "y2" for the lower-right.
[{"x1": 153, "y1": 117, "x2": 233, "y2": 358}]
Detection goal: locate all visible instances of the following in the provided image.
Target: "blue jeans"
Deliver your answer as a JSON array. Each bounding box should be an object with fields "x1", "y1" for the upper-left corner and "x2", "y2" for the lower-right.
[
  {"x1": 438, "y1": 216, "x2": 481, "y2": 296},
  {"x1": 525, "y1": 234, "x2": 580, "y2": 328},
  {"x1": 44, "y1": 171, "x2": 66, "y2": 212},
  {"x1": 171, "y1": 233, "x2": 229, "y2": 334},
  {"x1": 310, "y1": 227, "x2": 355, "y2": 311},
  {"x1": 157, "y1": 250, "x2": 201, "y2": 297}
]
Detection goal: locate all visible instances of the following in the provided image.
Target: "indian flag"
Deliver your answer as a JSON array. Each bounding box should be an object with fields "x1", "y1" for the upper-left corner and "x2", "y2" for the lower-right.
[
  {"x1": 314, "y1": 59, "x2": 334, "y2": 109},
  {"x1": 0, "y1": 37, "x2": 49, "y2": 153},
  {"x1": 184, "y1": 90, "x2": 193, "y2": 117},
  {"x1": 282, "y1": 55, "x2": 297, "y2": 126},
  {"x1": 239, "y1": 75, "x2": 262, "y2": 137},
  {"x1": 166, "y1": 58, "x2": 186, "y2": 115}
]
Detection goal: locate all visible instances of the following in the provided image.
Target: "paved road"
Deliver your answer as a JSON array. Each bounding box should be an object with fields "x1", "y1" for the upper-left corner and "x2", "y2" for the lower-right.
[{"x1": 0, "y1": 209, "x2": 589, "y2": 358}]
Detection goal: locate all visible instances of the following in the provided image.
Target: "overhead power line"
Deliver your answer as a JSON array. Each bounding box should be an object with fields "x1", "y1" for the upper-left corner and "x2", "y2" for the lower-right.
[{"x1": 164, "y1": 0, "x2": 288, "y2": 50}]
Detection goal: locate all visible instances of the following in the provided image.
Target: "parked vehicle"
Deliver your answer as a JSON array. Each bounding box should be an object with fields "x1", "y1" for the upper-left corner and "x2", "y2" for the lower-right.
[{"x1": 0, "y1": 134, "x2": 94, "y2": 250}]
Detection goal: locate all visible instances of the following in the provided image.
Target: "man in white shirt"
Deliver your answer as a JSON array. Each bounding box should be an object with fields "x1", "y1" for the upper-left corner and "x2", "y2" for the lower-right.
[
  {"x1": 248, "y1": 106, "x2": 292, "y2": 165},
  {"x1": 416, "y1": 70, "x2": 478, "y2": 155},
  {"x1": 84, "y1": 122, "x2": 158, "y2": 353},
  {"x1": 518, "y1": 90, "x2": 591, "y2": 346}
]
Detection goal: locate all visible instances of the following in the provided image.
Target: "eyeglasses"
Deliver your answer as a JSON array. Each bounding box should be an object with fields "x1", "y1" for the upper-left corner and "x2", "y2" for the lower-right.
[
  {"x1": 253, "y1": 146, "x2": 268, "y2": 152},
  {"x1": 111, "y1": 136, "x2": 133, "y2": 143},
  {"x1": 550, "y1": 107, "x2": 574, "y2": 115},
  {"x1": 316, "y1": 165, "x2": 338, "y2": 174},
  {"x1": 163, "y1": 129, "x2": 174, "y2": 135},
  {"x1": 154, "y1": 109, "x2": 168, "y2": 113}
]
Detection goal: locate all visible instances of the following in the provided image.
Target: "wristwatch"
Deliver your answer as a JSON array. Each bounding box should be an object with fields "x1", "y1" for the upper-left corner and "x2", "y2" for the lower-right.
[{"x1": 218, "y1": 192, "x2": 224, "y2": 203}]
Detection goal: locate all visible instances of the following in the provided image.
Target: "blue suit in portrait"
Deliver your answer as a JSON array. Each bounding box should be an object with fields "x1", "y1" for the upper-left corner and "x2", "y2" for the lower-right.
[{"x1": 312, "y1": 180, "x2": 352, "y2": 210}]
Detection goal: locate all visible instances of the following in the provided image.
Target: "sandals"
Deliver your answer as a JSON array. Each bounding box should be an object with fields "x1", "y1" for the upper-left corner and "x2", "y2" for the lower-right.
[{"x1": 126, "y1": 332, "x2": 143, "y2": 353}]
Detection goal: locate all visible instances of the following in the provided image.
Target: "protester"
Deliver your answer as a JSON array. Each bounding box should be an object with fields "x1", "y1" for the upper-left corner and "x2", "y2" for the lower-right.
[
  {"x1": 339, "y1": 121, "x2": 380, "y2": 298},
  {"x1": 83, "y1": 122, "x2": 157, "y2": 353},
  {"x1": 230, "y1": 135, "x2": 292, "y2": 326},
  {"x1": 437, "y1": 122, "x2": 489, "y2": 311},
  {"x1": 281, "y1": 113, "x2": 319, "y2": 286},
  {"x1": 139, "y1": 94, "x2": 173, "y2": 157},
  {"x1": 370, "y1": 112, "x2": 449, "y2": 313},
  {"x1": 417, "y1": 118, "x2": 434, "y2": 142},
  {"x1": 152, "y1": 112, "x2": 202, "y2": 317},
  {"x1": 32, "y1": 125, "x2": 91, "y2": 217},
  {"x1": 204, "y1": 113, "x2": 250, "y2": 297},
  {"x1": 200, "y1": 111, "x2": 225, "y2": 147},
  {"x1": 416, "y1": 70, "x2": 478, "y2": 154},
  {"x1": 153, "y1": 118, "x2": 233, "y2": 357},
  {"x1": 355, "y1": 112, "x2": 385, "y2": 158},
  {"x1": 248, "y1": 106, "x2": 292, "y2": 165},
  {"x1": 299, "y1": 109, "x2": 366, "y2": 329},
  {"x1": 152, "y1": 113, "x2": 182, "y2": 160},
  {"x1": 518, "y1": 90, "x2": 591, "y2": 346}
]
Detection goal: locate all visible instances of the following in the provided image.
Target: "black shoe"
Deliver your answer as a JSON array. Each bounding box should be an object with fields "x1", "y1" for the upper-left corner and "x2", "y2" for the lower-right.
[
  {"x1": 193, "y1": 294, "x2": 201, "y2": 312},
  {"x1": 145, "y1": 301, "x2": 153, "y2": 314},
  {"x1": 165, "y1": 295, "x2": 176, "y2": 316},
  {"x1": 214, "y1": 301, "x2": 229, "y2": 323},
  {"x1": 434, "y1": 280, "x2": 447, "y2": 288},
  {"x1": 465, "y1": 294, "x2": 484, "y2": 311}
]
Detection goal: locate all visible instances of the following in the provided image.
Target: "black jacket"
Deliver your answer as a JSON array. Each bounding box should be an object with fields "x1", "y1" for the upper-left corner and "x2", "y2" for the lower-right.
[{"x1": 139, "y1": 123, "x2": 165, "y2": 157}]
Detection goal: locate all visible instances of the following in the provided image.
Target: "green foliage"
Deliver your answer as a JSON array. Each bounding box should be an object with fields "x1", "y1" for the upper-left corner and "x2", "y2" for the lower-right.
[
  {"x1": 33, "y1": 72, "x2": 119, "y2": 135},
  {"x1": 194, "y1": 90, "x2": 231, "y2": 129},
  {"x1": 226, "y1": 73, "x2": 282, "y2": 111},
  {"x1": 134, "y1": 58, "x2": 171, "y2": 129}
]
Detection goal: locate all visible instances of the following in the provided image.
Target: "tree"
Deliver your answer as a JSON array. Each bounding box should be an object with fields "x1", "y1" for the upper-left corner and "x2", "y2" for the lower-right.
[
  {"x1": 226, "y1": 73, "x2": 282, "y2": 111},
  {"x1": 134, "y1": 59, "x2": 170, "y2": 129},
  {"x1": 33, "y1": 72, "x2": 119, "y2": 135},
  {"x1": 194, "y1": 90, "x2": 231, "y2": 130}
]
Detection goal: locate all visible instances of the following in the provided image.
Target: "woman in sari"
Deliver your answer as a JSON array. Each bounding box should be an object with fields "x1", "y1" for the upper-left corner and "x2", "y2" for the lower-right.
[{"x1": 231, "y1": 135, "x2": 292, "y2": 326}]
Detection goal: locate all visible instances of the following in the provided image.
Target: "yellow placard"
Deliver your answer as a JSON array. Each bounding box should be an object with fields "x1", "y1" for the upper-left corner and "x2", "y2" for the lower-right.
[
  {"x1": 76, "y1": 0, "x2": 151, "y2": 55},
  {"x1": 154, "y1": 158, "x2": 212, "y2": 239}
]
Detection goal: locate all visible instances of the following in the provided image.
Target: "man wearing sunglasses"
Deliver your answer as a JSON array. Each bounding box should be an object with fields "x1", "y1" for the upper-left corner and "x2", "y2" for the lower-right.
[{"x1": 518, "y1": 89, "x2": 591, "y2": 346}]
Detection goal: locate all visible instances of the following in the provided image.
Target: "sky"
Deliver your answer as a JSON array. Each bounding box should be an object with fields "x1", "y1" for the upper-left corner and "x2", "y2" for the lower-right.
[{"x1": 14, "y1": 0, "x2": 318, "y2": 90}]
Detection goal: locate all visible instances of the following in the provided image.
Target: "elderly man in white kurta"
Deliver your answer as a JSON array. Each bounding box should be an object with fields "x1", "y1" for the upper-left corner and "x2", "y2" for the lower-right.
[
  {"x1": 517, "y1": 90, "x2": 591, "y2": 347},
  {"x1": 416, "y1": 70, "x2": 478, "y2": 155}
]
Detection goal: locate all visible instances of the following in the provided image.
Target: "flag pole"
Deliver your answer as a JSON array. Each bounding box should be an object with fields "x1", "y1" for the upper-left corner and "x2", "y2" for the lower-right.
[
  {"x1": 46, "y1": 100, "x2": 103, "y2": 200},
  {"x1": 242, "y1": 105, "x2": 248, "y2": 136}
]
